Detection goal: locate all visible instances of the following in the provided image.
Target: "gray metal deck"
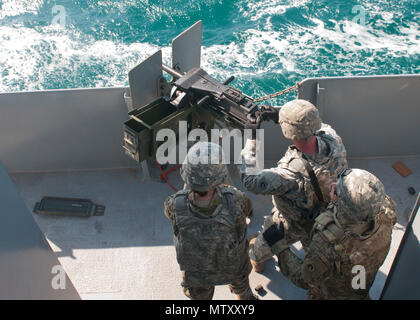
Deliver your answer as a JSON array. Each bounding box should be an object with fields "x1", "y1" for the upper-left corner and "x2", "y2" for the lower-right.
[
  {"x1": 9, "y1": 156, "x2": 419, "y2": 300},
  {"x1": 1, "y1": 74, "x2": 419, "y2": 299}
]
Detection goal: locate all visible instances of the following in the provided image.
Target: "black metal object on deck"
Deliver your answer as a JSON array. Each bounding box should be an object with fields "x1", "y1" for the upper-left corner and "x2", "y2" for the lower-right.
[{"x1": 34, "y1": 197, "x2": 105, "y2": 217}]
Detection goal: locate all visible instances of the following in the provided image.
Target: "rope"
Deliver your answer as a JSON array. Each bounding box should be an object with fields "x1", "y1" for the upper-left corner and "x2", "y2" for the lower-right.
[
  {"x1": 157, "y1": 162, "x2": 179, "y2": 192},
  {"x1": 253, "y1": 82, "x2": 300, "y2": 103},
  {"x1": 163, "y1": 164, "x2": 182, "y2": 177}
]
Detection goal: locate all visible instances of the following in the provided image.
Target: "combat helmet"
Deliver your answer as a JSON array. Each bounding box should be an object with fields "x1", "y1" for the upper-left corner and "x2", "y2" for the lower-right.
[
  {"x1": 335, "y1": 168, "x2": 386, "y2": 224},
  {"x1": 180, "y1": 141, "x2": 228, "y2": 192},
  {"x1": 278, "y1": 99, "x2": 321, "y2": 141}
]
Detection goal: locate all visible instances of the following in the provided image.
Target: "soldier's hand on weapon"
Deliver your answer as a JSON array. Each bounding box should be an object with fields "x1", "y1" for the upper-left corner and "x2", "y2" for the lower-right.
[
  {"x1": 259, "y1": 105, "x2": 279, "y2": 123},
  {"x1": 244, "y1": 116, "x2": 263, "y2": 139},
  {"x1": 244, "y1": 116, "x2": 262, "y2": 130}
]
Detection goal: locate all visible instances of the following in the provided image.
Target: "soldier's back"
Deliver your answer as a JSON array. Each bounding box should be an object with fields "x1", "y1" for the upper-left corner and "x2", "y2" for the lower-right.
[
  {"x1": 166, "y1": 185, "x2": 251, "y2": 287},
  {"x1": 303, "y1": 200, "x2": 396, "y2": 299}
]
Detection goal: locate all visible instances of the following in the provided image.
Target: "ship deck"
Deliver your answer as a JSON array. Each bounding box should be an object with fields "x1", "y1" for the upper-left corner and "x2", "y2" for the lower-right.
[{"x1": 9, "y1": 156, "x2": 419, "y2": 300}]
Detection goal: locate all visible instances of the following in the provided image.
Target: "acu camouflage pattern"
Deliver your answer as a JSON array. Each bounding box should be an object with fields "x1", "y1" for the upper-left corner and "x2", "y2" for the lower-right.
[
  {"x1": 181, "y1": 142, "x2": 228, "y2": 192},
  {"x1": 278, "y1": 196, "x2": 397, "y2": 299},
  {"x1": 241, "y1": 123, "x2": 348, "y2": 262},
  {"x1": 274, "y1": 123, "x2": 348, "y2": 219},
  {"x1": 336, "y1": 168, "x2": 387, "y2": 223},
  {"x1": 164, "y1": 185, "x2": 252, "y2": 288},
  {"x1": 181, "y1": 270, "x2": 251, "y2": 300},
  {"x1": 278, "y1": 99, "x2": 322, "y2": 142}
]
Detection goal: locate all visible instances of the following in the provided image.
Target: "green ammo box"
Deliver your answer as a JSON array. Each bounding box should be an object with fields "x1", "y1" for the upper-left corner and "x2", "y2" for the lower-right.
[{"x1": 123, "y1": 97, "x2": 192, "y2": 163}]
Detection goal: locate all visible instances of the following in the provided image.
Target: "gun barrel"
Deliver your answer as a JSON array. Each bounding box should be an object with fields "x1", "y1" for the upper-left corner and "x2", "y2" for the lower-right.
[
  {"x1": 162, "y1": 64, "x2": 184, "y2": 79},
  {"x1": 223, "y1": 76, "x2": 235, "y2": 85}
]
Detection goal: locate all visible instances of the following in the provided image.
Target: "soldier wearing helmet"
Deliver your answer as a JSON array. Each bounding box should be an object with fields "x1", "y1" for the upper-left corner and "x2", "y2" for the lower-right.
[
  {"x1": 164, "y1": 142, "x2": 256, "y2": 300},
  {"x1": 275, "y1": 169, "x2": 397, "y2": 299},
  {"x1": 240, "y1": 99, "x2": 348, "y2": 272}
]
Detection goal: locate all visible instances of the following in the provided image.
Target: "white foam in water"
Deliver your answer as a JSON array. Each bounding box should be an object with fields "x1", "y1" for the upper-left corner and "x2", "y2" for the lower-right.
[
  {"x1": 241, "y1": 0, "x2": 311, "y2": 21},
  {"x1": 201, "y1": 28, "x2": 296, "y2": 79},
  {"x1": 0, "y1": 0, "x2": 418, "y2": 93},
  {"x1": 0, "y1": 24, "x2": 165, "y2": 92},
  {"x1": 202, "y1": 1, "x2": 419, "y2": 83},
  {"x1": 309, "y1": 18, "x2": 420, "y2": 55},
  {"x1": 0, "y1": 0, "x2": 43, "y2": 19}
]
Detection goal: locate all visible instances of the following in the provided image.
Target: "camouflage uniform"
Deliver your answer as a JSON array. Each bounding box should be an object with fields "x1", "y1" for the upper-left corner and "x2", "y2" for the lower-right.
[
  {"x1": 240, "y1": 99, "x2": 347, "y2": 264},
  {"x1": 277, "y1": 169, "x2": 397, "y2": 299},
  {"x1": 164, "y1": 142, "x2": 253, "y2": 300}
]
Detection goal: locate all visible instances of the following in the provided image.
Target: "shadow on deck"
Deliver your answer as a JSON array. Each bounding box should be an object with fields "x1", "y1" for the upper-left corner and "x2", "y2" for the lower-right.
[{"x1": 9, "y1": 156, "x2": 419, "y2": 299}]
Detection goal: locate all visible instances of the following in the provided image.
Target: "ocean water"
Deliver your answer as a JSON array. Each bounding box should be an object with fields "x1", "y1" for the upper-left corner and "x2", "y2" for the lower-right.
[{"x1": 0, "y1": 0, "x2": 419, "y2": 104}]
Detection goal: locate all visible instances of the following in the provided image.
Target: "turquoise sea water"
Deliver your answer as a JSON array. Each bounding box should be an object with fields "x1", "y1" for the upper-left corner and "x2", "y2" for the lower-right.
[{"x1": 0, "y1": 0, "x2": 419, "y2": 104}]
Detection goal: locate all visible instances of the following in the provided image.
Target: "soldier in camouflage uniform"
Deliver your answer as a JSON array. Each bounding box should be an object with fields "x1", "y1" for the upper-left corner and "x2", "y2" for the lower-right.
[
  {"x1": 240, "y1": 99, "x2": 348, "y2": 272},
  {"x1": 164, "y1": 142, "x2": 256, "y2": 300},
  {"x1": 271, "y1": 169, "x2": 397, "y2": 299}
]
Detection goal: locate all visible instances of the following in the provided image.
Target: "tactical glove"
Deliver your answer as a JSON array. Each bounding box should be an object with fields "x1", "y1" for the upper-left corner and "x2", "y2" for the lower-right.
[
  {"x1": 263, "y1": 221, "x2": 287, "y2": 255},
  {"x1": 244, "y1": 117, "x2": 262, "y2": 139},
  {"x1": 260, "y1": 105, "x2": 279, "y2": 123}
]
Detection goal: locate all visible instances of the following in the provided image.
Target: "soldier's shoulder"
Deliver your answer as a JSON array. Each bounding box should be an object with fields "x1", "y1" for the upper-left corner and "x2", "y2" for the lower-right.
[
  {"x1": 278, "y1": 147, "x2": 305, "y2": 171},
  {"x1": 383, "y1": 194, "x2": 397, "y2": 213},
  {"x1": 378, "y1": 195, "x2": 397, "y2": 226},
  {"x1": 219, "y1": 184, "x2": 238, "y2": 193},
  {"x1": 219, "y1": 185, "x2": 250, "y2": 212},
  {"x1": 319, "y1": 123, "x2": 338, "y2": 137},
  {"x1": 319, "y1": 124, "x2": 345, "y2": 147},
  {"x1": 163, "y1": 194, "x2": 176, "y2": 218},
  {"x1": 318, "y1": 123, "x2": 347, "y2": 161},
  {"x1": 219, "y1": 184, "x2": 246, "y2": 200},
  {"x1": 164, "y1": 190, "x2": 189, "y2": 219},
  {"x1": 165, "y1": 189, "x2": 188, "y2": 202},
  {"x1": 283, "y1": 145, "x2": 301, "y2": 159}
]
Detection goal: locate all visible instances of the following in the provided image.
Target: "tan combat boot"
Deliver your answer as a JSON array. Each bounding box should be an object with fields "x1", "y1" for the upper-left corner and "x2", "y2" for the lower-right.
[{"x1": 249, "y1": 234, "x2": 265, "y2": 272}]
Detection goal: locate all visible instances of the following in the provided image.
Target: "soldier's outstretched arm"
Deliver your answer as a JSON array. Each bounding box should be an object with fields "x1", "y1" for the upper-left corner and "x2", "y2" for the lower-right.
[{"x1": 239, "y1": 138, "x2": 299, "y2": 195}]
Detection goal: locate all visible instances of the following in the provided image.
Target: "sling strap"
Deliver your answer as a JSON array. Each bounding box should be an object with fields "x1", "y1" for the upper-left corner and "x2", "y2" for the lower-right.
[{"x1": 301, "y1": 154, "x2": 325, "y2": 204}]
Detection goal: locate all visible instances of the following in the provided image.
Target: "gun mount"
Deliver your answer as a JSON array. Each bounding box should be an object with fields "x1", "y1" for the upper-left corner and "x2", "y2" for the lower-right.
[{"x1": 123, "y1": 21, "x2": 263, "y2": 163}]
